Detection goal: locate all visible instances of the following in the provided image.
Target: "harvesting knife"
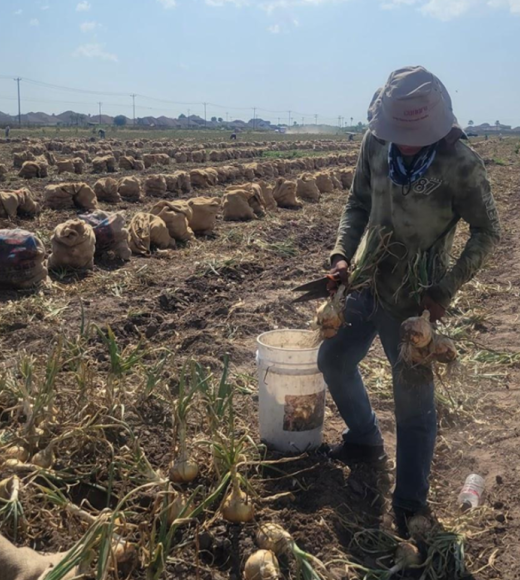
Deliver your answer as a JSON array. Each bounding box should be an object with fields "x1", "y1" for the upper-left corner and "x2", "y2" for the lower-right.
[{"x1": 291, "y1": 274, "x2": 339, "y2": 303}]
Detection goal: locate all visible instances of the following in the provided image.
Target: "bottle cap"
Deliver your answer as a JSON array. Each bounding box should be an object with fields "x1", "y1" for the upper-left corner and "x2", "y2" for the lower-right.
[{"x1": 461, "y1": 500, "x2": 472, "y2": 512}]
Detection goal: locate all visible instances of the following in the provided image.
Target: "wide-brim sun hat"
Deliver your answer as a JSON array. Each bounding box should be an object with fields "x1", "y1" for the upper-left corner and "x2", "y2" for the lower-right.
[{"x1": 368, "y1": 66, "x2": 458, "y2": 147}]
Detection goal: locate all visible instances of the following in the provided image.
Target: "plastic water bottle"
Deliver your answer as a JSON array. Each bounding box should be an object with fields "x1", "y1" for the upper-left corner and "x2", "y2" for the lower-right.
[{"x1": 458, "y1": 474, "x2": 485, "y2": 510}]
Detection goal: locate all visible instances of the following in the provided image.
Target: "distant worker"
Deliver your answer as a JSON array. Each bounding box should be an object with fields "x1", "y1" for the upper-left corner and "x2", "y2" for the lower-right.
[
  {"x1": 348, "y1": 133, "x2": 354, "y2": 142},
  {"x1": 98, "y1": 128, "x2": 106, "y2": 139},
  {"x1": 230, "y1": 132, "x2": 237, "y2": 141},
  {"x1": 5, "y1": 126, "x2": 10, "y2": 139}
]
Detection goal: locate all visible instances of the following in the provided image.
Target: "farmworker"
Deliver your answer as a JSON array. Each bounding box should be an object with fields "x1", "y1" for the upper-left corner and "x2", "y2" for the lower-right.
[
  {"x1": 230, "y1": 132, "x2": 237, "y2": 141},
  {"x1": 5, "y1": 126, "x2": 10, "y2": 138},
  {"x1": 318, "y1": 66, "x2": 500, "y2": 534},
  {"x1": 98, "y1": 128, "x2": 106, "y2": 139}
]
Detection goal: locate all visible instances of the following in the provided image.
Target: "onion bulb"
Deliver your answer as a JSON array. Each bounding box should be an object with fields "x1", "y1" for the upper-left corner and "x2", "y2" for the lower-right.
[
  {"x1": 244, "y1": 550, "x2": 280, "y2": 580},
  {"x1": 222, "y1": 484, "x2": 254, "y2": 523},
  {"x1": 400, "y1": 311, "x2": 433, "y2": 348},
  {"x1": 112, "y1": 538, "x2": 137, "y2": 565},
  {"x1": 32, "y1": 443, "x2": 55, "y2": 469},
  {"x1": 389, "y1": 541, "x2": 422, "y2": 575},
  {"x1": 2, "y1": 458, "x2": 24, "y2": 468},
  {"x1": 399, "y1": 342, "x2": 432, "y2": 367},
  {"x1": 169, "y1": 459, "x2": 199, "y2": 483},
  {"x1": 0, "y1": 477, "x2": 15, "y2": 500},
  {"x1": 313, "y1": 285, "x2": 347, "y2": 340},
  {"x1": 431, "y1": 335, "x2": 458, "y2": 364},
  {"x1": 167, "y1": 492, "x2": 187, "y2": 525},
  {"x1": 256, "y1": 523, "x2": 293, "y2": 556},
  {"x1": 2, "y1": 445, "x2": 29, "y2": 463},
  {"x1": 408, "y1": 515, "x2": 432, "y2": 539}
]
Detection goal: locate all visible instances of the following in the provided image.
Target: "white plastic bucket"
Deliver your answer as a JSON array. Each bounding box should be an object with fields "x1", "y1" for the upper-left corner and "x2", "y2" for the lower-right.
[{"x1": 256, "y1": 329, "x2": 325, "y2": 453}]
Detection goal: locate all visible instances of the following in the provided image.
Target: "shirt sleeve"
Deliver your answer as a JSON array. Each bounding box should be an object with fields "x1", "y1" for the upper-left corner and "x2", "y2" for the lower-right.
[
  {"x1": 428, "y1": 153, "x2": 500, "y2": 307},
  {"x1": 331, "y1": 131, "x2": 373, "y2": 263}
]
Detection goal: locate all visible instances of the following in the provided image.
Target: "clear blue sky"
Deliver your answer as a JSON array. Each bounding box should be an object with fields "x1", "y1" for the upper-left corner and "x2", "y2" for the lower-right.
[{"x1": 1, "y1": 0, "x2": 519, "y2": 127}]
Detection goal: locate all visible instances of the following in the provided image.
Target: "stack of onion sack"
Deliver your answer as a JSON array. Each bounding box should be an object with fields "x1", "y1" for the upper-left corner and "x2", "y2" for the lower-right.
[
  {"x1": 400, "y1": 310, "x2": 458, "y2": 367},
  {"x1": 48, "y1": 219, "x2": 96, "y2": 271},
  {"x1": 0, "y1": 229, "x2": 48, "y2": 289},
  {"x1": 80, "y1": 210, "x2": 131, "y2": 261}
]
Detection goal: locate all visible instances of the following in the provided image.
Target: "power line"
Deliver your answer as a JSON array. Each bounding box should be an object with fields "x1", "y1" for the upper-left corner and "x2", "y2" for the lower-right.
[{"x1": 0, "y1": 74, "x2": 356, "y2": 125}]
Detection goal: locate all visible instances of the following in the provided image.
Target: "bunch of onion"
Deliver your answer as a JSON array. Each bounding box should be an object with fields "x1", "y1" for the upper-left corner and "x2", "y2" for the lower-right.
[
  {"x1": 312, "y1": 229, "x2": 392, "y2": 343},
  {"x1": 244, "y1": 549, "x2": 281, "y2": 580},
  {"x1": 256, "y1": 522, "x2": 328, "y2": 579},
  {"x1": 313, "y1": 285, "x2": 347, "y2": 341},
  {"x1": 400, "y1": 311, "x2": 458, "y2": 367},
  {"x1": 169, "y1": 365, "x2": 199, "y2": 484}
]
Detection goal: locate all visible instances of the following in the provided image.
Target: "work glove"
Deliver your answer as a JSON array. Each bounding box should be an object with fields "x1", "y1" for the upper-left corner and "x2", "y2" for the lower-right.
[{"x1": 329, "y1": 255, "x2": 349, "y2": 291}]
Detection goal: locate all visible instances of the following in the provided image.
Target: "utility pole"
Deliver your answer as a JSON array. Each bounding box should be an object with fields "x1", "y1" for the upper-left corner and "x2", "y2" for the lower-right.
[
  {"x1": 338, "y1": 115, "x2": 341, "y2": 129},
  {"x1": 98, "y1": 102, "x2": 102, "y2": 125},
  {"x1": 226, "y1": 112, "x2": 229, "y2": 123},
  {"x1": 288, "y1": 110, "x2": 291, "y2": 127},
  {"x1": 14, "y1": 78, "x2": 22, "y2": 126},
  {"x1": 315, "y1": 114, "x2": 318, "y2": 126},
  {"x1": 350, "y1": 116, "x2": 353, "y2": 128},
  {"x1": 131, "y1": 94, "x2": 136, "y2": 126},
  {"x1": 301, "y1": 117, "x2": 304, "y2": 126},
  {"x1": 277, "y1": 117, "x2": 280, "y2": 126},
  {"x1": 204, "y1": 102, "x2": 207, "y2": 129}
]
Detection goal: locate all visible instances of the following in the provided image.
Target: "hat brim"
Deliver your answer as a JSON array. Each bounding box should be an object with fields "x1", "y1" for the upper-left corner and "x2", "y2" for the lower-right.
[{"x1": 368, "y1": 107, "x2": 457, "y2": 147}]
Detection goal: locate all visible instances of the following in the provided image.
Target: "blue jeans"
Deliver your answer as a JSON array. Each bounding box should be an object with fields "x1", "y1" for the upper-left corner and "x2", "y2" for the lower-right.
[{"x1": 317, "y1": 291, "x2": 437, "y2": 511}]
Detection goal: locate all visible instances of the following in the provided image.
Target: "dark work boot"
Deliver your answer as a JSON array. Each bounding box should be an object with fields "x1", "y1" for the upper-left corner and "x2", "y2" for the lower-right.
[{"x1": 328, "y1": 441, "x2": 388, "y2": 466}]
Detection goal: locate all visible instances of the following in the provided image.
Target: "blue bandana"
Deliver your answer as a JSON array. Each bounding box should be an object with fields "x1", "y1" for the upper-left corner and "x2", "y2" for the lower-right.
[{"x1": 388, "y1": 142, "x2": 438, "y2": 189}]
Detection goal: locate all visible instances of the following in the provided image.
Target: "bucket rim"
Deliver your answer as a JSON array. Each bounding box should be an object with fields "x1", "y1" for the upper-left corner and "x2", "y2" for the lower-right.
[{"x1": 256, "y1": 329, "x2": 320, "y2": 353}]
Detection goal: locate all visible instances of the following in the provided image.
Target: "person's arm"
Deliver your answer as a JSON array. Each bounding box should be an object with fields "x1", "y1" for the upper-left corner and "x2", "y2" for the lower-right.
[
  {"x1": 427, "y1": 154, "x2": 500, "y2": 309},
  {"x1": 330, "y1": 131, "x2": 373, "y2": 268}
]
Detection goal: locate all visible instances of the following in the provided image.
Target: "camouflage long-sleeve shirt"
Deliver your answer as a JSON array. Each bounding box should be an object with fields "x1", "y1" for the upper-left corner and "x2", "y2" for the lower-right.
[{"x1": 332, "y1": 131, "x2": 501, "y2": 319}]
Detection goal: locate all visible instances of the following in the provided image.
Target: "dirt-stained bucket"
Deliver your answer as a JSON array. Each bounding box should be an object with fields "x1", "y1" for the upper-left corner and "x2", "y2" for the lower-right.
[{"x1": 256, "y1": 329, "x2": 325, "y2": 453}]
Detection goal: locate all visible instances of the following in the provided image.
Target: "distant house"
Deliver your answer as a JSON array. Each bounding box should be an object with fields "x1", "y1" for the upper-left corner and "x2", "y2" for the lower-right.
[{"x1": 467, "y1": 122, "x2": 514, "y2": 133}]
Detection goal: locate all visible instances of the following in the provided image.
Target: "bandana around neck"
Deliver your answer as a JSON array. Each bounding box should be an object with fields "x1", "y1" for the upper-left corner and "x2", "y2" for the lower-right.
[{"x1": 388, "y1": 142, "x2": 438, "y2": 189}]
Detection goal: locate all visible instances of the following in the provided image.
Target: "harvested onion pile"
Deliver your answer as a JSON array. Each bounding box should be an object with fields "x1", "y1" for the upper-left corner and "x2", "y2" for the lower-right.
[{"x1": 400, "y1": 311, "x2": 457, "y2": 367}]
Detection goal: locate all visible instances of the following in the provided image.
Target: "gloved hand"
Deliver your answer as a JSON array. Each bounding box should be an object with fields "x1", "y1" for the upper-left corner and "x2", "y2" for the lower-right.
[
  {"x1": 421, "y1": 294, "x2": 446, "y2": 323},
  {"x1": 330, "y1": 255, "x2": 350, "y2": 290}
]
